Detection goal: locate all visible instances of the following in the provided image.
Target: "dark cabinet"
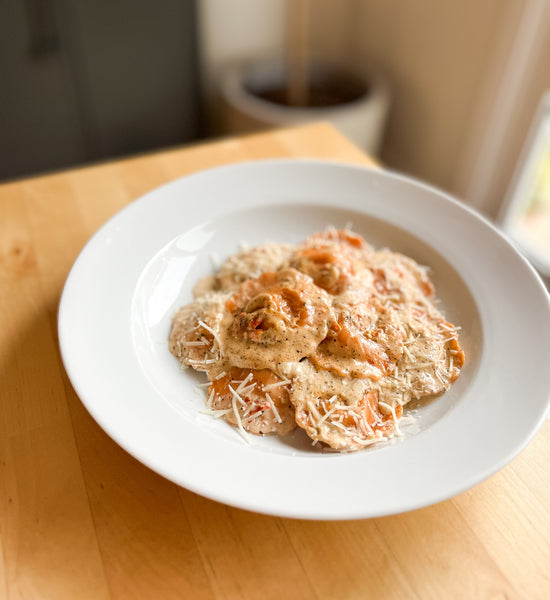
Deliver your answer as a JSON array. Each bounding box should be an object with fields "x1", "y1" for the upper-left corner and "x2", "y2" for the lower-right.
[{"x1": 0, "y1": 0, "x2": 201, "y2": 180}]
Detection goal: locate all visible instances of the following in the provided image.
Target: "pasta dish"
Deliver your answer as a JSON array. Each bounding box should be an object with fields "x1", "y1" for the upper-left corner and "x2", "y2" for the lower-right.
[{"x1": 169, "y1": 228, "x2": 464, "y2": 451}]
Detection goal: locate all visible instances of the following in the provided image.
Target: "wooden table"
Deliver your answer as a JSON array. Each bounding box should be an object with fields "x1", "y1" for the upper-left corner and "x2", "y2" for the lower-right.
[{"x1": 1, "y1": 123, "x2": 549, "y2": 599}]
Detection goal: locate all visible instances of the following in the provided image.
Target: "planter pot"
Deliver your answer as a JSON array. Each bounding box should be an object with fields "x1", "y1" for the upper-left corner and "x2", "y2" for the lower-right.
[{"x1": 220, "y1": 60, "x2": 390, "y2": 155}]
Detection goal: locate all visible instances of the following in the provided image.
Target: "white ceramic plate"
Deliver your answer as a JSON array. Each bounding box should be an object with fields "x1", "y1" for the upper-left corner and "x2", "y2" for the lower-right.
[{"x1": 58, "y1": 159, "x2": 550, "y2": 520}]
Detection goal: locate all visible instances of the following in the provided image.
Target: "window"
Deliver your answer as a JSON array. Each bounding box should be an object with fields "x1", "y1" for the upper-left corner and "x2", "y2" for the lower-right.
[{"x1": 500, "y1": 92, "x2": 550, "y2": 278}]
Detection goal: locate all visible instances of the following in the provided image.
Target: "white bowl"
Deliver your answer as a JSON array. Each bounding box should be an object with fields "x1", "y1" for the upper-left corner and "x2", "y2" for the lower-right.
[{"x1": 58, "y1": 159, "x2": 550, "y2": 519}]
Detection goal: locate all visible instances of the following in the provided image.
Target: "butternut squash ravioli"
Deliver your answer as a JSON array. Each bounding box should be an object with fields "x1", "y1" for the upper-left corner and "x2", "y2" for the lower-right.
[{"x1": 169, "y1": 228, "x2": 464, "y2": 451}]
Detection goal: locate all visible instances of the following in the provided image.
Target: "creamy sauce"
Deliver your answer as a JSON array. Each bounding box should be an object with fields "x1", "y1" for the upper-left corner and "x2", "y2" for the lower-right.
[
  {"x1": 169, "y1": 228, "x2": 465, "y2": 451},
  {"x1": 221, "y1": 268, "x2": 333, "y2": 370}
]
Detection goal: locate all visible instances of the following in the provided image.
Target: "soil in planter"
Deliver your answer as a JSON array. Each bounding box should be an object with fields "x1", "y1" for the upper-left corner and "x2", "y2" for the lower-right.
[{"x1": 247, "y1": 73, "x2": 369, "y2": 109}]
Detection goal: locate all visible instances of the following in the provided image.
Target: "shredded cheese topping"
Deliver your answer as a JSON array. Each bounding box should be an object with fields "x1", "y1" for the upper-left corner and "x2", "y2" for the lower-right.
[{"x1": 168, "y1": 228, "x2": 465, "y2": 451}]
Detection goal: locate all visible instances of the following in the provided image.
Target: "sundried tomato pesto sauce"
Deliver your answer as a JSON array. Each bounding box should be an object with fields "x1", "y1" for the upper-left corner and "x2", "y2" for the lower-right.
[{"x1": 169, "y1": 229, "x2": 464, "y2": 451}]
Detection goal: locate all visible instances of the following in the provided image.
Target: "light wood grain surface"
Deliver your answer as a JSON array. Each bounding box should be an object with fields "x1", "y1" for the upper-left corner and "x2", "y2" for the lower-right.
[{"x1": 1, "y1": 123, "x2": 549, "y2": 599}]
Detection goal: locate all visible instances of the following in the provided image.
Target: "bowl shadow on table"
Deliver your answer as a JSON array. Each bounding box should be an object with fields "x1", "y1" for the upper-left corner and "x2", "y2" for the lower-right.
[{"x1": 0, "y1": 297, "x2": 502, "y2": 599}]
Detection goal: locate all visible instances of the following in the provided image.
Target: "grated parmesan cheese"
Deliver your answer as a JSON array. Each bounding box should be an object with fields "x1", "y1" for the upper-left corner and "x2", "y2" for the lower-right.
[{"x1": 168, "y1": 228, "x2": 465, "y2": 451}]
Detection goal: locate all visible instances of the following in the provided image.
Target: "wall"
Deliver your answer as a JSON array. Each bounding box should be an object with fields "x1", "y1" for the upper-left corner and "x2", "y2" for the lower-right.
[
  {"x1": 311, "y1": 0, "x2": 546, "y2": 217},
  {"x1": 342, "y1": 1, "x2": 520, "y2": 195},
  {"x1": 314, "y1": 0, "x2": 550, "y2": 216},
  {"x1": 199, "y1": 0, "x2": 550, "y2": 217},
  {"x1": 458, "y1": 0, "x2": 550, "y2": 217}
]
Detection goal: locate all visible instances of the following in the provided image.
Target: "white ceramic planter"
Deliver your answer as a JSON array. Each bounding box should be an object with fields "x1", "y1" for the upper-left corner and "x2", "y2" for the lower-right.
[{"x1": 220, "y1": 60, "x2": 390, "y2": 155}]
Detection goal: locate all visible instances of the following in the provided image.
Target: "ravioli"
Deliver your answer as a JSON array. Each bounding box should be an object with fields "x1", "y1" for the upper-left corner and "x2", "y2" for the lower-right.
[{"x1": 169, "y1": 228, "x2": 465, "y2": 451}]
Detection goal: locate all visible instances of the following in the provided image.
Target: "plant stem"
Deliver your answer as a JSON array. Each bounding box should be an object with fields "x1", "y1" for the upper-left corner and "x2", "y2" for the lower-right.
[{"x1": 286, "y1": 0, "x2": 310, "y2": 107}]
